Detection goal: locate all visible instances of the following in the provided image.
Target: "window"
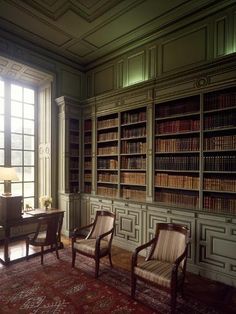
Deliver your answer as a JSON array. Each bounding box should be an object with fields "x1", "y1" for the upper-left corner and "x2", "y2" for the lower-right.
[{"x1": 0, "y1": 79, "x2": 36, "y2": 208}]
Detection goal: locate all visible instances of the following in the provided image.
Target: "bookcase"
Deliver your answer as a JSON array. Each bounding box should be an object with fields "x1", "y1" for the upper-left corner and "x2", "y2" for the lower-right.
[
  {"x1": 68, "y1": 117, "x2": 80, "y2": 193},
  {"x1": 154, "y1": 96, "x2": 200, "y2": 209},
  {"x1": 96, "y1": 113, "x2": 119, "y2": 198},
  {"x1": 120, "y1": 107, "x2": 147, "y2": 201},
  {"x1": 83, "y1": 118, "x2": 92, "y2": 193},
  {"x1": 203, "y1": 87, "x2": 236, "y2": 215}
]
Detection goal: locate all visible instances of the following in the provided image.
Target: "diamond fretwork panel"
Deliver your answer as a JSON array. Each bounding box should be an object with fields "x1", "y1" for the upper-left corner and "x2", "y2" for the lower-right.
[{"x1": 197, "y1": 219, "x2": 236, "y2": 276}]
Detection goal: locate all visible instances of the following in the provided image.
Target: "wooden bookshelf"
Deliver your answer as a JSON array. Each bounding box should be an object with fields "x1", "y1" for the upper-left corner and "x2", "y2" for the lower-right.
[
  {"x1": 69, "y1": 118, "x2": 80, "y2": 193},
  {"x1": 83, "y1": 118, "x2": 92, "y2": 193},
  {"x1": 203, "y1": 87, "x2": 236, "y2": 215},
  {"x1": 120, "y1": 107, "x2": 147, "y2": 201},
  {"x1": 154, "y1": 96, "x2": 200, "y2": 209},
  {"x1": 96, "y1": 113, "x2": 119, "y2": 197}
]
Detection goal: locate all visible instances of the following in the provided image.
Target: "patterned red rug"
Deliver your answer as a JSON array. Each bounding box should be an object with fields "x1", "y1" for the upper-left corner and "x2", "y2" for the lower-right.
[{"x1": 0, "y1": 249, "x2": 219, "y2": 314}]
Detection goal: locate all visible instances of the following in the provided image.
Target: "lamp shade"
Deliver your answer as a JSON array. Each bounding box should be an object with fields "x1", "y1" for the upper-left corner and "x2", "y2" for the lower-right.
[{"x1": 0, "y1": 167, "x2": 19, "y2": 181}]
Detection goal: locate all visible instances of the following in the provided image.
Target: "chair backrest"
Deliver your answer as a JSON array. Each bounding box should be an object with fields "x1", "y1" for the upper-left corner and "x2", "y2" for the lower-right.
[
  {"x1": 36, "y1": 214, "x2": 61, "y2": 246},
  {"x1": 151, "y1": 223, "x2": 188, "y2": 265},
  {"x1": 87, "y1": 210, "x2": 115, "y2": 241}
]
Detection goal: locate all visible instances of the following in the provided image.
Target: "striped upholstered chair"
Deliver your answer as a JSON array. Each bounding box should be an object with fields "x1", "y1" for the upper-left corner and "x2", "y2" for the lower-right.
[
  {"x1": 72, "y1": 210, "x2": 116, "y2": 278},
  {"x1": 131, "y1": 223, "x2": 189, "y2": 314}
]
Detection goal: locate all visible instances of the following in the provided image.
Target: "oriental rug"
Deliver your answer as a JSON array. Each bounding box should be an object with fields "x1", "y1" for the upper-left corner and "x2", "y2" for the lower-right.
[{"x1": 0, "y1": 249, "x2": 219, "y2": 314}]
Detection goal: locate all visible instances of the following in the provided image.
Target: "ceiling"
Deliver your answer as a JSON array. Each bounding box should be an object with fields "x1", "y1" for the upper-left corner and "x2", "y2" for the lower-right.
[{"x1": 0, "y1": 0, "x2": 222, "y2": 70}]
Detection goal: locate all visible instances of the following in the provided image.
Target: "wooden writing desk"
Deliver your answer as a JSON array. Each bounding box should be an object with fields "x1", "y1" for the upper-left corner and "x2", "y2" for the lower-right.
[{"x1": 0, "y1": 208, "x2": 64, "y2": 265}]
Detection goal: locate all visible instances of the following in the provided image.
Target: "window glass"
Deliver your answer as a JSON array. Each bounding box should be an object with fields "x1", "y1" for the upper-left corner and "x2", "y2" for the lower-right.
[
  {"x1": 0, "y1": 116, "x2": 4, "y2": 131},
  {"x1": 0, "y1": 80, "x2": 4, "y2": 97},
  {"x1": 0, "y1": 98, "x2": 4, "y2": 114},
  {"x1": 24, "y1": 167, "x2": 34, "y2": 181},
  {"x1": 24, "y1": 151, "x2": 34, "y2": 165},
  {"x1": 24, "y1": 104, "x2": 34, "y2": 119},
  {"x1": 12, "y1": 150, "x2": 23, "y2": 165},
  {"x1": 24, "y1": 135, "x2": 34, "y2": 150},
  {"x1": 11, "y1": 117, "x2": 22, "y2": 133},
  {"x1": 24, "y1": 182, "x2": 34, "y2": 197},
  {"x1": 0, "y1": 149, "x2": 4, "y2": 165},
  {"x1": 11, "y1": 134, "x2": 23, "y2": 149},
  {"x1": 24, "y1": 120, "x2": 34, "y2": 135},
  {"x1": 11, "y1": 84, "x2": 22, "y2": 101},
  {"x1": 11, "y1": 183, "x2": 22, "y2": 195},
  {"x1": 24, "y1": 88, "x2": 34, "y2": 104},
  {"x1": 11, "y1": 101, "x2": 23, "y2": 117},
  {"x1": 0, "y1": 132, "x2": 4, "y2": 148}
]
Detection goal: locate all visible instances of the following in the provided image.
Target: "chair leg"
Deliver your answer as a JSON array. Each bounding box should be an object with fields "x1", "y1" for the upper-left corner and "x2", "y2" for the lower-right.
[
  {"x1": 131, "y1": 274, "x2": 136, "y2": 299},
  {"x1": 108, "y1": 251, "x2": 113, "y2": 268},
  {"x1": 72, "y1": 249, "x2": 76, "y2": 268},
  {"x1": 95, "y1": 257, "x2": 100, "y2": 278},
  {"x1": 171, "y1": 287, "x2": 177, "y2": 314},
  {"x1": 55, "y1": 241, "x2": 59, "y2": 259},
  {"x1": 41, "y1": 246, "x2": 44, "y2": 265},
  {"x1": 26, "y1": 238, "x2": 29, "y2": 260}
]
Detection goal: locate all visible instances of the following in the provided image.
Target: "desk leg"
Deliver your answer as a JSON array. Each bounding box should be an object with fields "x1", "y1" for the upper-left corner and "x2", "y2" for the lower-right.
[{"x1": 4, "y1": 237, "x2": 10, "y2": 265}]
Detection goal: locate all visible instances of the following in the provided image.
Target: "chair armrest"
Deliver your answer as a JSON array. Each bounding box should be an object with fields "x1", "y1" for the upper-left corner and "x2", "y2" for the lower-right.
[
  {"x1": 72, "y1": 223, "x2": 94, "y2": 238},
  {"x1": 172, "y1": 243, "x2": 189, "y2": 276},
  {"x1": 95, "y1": 228, "x2": 114, "y2": 250},
  {"x1": 132, "y1": 237, "x2": 156, "y2": 269}
]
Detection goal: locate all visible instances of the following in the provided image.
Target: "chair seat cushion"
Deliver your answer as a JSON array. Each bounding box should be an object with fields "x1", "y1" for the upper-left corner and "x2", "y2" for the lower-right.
[
  {"x1": 73, "y1": 238, "x2": 109, "y2": 256},
  {"x1": 134, "y1": 260, "x2": 183, "y2": 288},
  {"x1": 28, "y1": 231, "x2": 47, "y2": 244}
]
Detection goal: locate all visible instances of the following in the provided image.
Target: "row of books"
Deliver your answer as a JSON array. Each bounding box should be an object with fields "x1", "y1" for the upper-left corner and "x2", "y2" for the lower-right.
[
  {"x1": 84, "y1": 161, "x2": 91, "y2": 169},
  {"x1": 70, "y1": 160, "x2": 79, "y2": 168},
  {"x1": 97, "y1": 172, "x2": 118, "y2": 183},
  {"x1": 155, "y1": 137, "x2": 200, "y2": 152},
  {"x1": 70, "y1": 149, "x2": 79, "y2": 157},
  {"x1": 70, "y1": 183, "x2": 79, "y2": 193},
  {"x1": 121, "y1": 187, "x2": 146, "y2": 201},
  {"x1": 97, "y1": 158, "x2": 118, "y2": 169},
  {"x1": 155, "y1": 156, "x2": 199, "y2": 170},
  {"x1": 84, "y1": 148, "x2": 91, "y2": 155},
  {"x1": 84, "y1": 120, "x2": 92, "y2": 131},
  {"x1": 70, "y1": 119, "x2": 79, "y2": 131},
  {"x1": 203, "y1": 177, "x2": 236, "y2": 192},
  {"x1": 121, "y1": 126, "x2": 146, "y2": 138},
  {"x1": 121, "y1": 141, "x2": 147, "y2": 154},
  {"x1": 121, "y1": 111, "x2": 146, "y2": 124},
  {"x1": 204, "y1": 135, "x2": 236, "y2": 150},
  {"x1": 70, "y1": 134, "x2": 80, "y2": 143},
  {"x1": 156, "y1": 99, "x2": 199, "y2": 118},
  {"x1": 84, "y1": 173, "x2": 92, "y2": 181},
  {"x1": 121, "y1": 172, "x2": 146, "y2": 185},
  {"x1": 97, "y1": 186, "x2": 117, "y2": 197},
  {"x1": 97, "y1": 132, "x2": 118, "y2": 141},
  {"x1": 84, "y1": 183, "x2": 91, "y2": 193},
  {"x1": 204, "y1": 93, "x2": 236, "y2": 111},
  {"x1": 70, "y1": 173, "x2": 79, "y2": 180},
  {"x1": 156, "y1": 119, "x2": 200, "y2": 134},
  {"x1": 155, "y1": 190, "x2": 199, "y2": 208},
  {"x1": 97, "y1": 117, "x2": 118, "y2": 129},
  {"x1": 204, "y1": 156, "x2": 236, "y2": 171},
  {"x1": 203, "y1": 195, "x2": 236, "y2": 214},
  {"x1": 97, "y1": 146, "x2": 118, "y2": 155},
  {"x1": 121, "y1": 156, "x2": 146, "y2": 169},
  {"x1": 155, "y1": 173, "x2": 199, "y2": 189},
  {"x1": 204, "y1": 112, "x2": 235, "y2": 130},
  {"x1": 84, "y1": 135, "x2": 91, "y2": 143}
]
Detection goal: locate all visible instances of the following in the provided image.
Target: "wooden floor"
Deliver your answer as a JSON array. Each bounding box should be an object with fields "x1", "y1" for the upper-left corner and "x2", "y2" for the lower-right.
[{"x1": 0, "y1": 236, "x2": 236, "y2": 314}]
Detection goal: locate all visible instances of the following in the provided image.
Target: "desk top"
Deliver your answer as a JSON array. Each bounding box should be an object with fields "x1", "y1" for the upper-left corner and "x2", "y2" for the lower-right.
[{"x1": 25, "y1": 208, "x2": 64, "y2": 217}]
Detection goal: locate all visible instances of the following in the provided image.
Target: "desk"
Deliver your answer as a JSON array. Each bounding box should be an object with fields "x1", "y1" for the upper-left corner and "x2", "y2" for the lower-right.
[{"x1": 0, "y1": 208, "x2": 64, "y2": 265}]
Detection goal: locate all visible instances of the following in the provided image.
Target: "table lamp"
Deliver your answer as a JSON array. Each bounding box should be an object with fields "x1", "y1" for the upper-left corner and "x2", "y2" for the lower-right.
[{"x1": 0, "y1": 167, "x2": 19, "y2": 196}]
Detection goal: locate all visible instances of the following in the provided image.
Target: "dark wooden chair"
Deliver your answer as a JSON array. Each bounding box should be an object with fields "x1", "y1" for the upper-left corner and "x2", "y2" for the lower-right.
[
  {"x1": 72, "y1": 210, "x2": 116, "y2": 278},
  {"x1": 131, "y1": 223, "x2": 189, "y2": 314},
  {"x1": 26, "y1": 213, "x2": 63, "y2": 265}
]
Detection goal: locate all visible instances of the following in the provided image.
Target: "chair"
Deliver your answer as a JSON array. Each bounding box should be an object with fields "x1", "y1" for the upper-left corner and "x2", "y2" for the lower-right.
[
  {"x1": 26, "y1": 213, "x2": 63, "y2": 265},
  {"x1": 72, "y1": 210, "x2": 116, "y2": 278},
  {"x1": 131, "y1": 223, "x2": 189, "y2": 314}
]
